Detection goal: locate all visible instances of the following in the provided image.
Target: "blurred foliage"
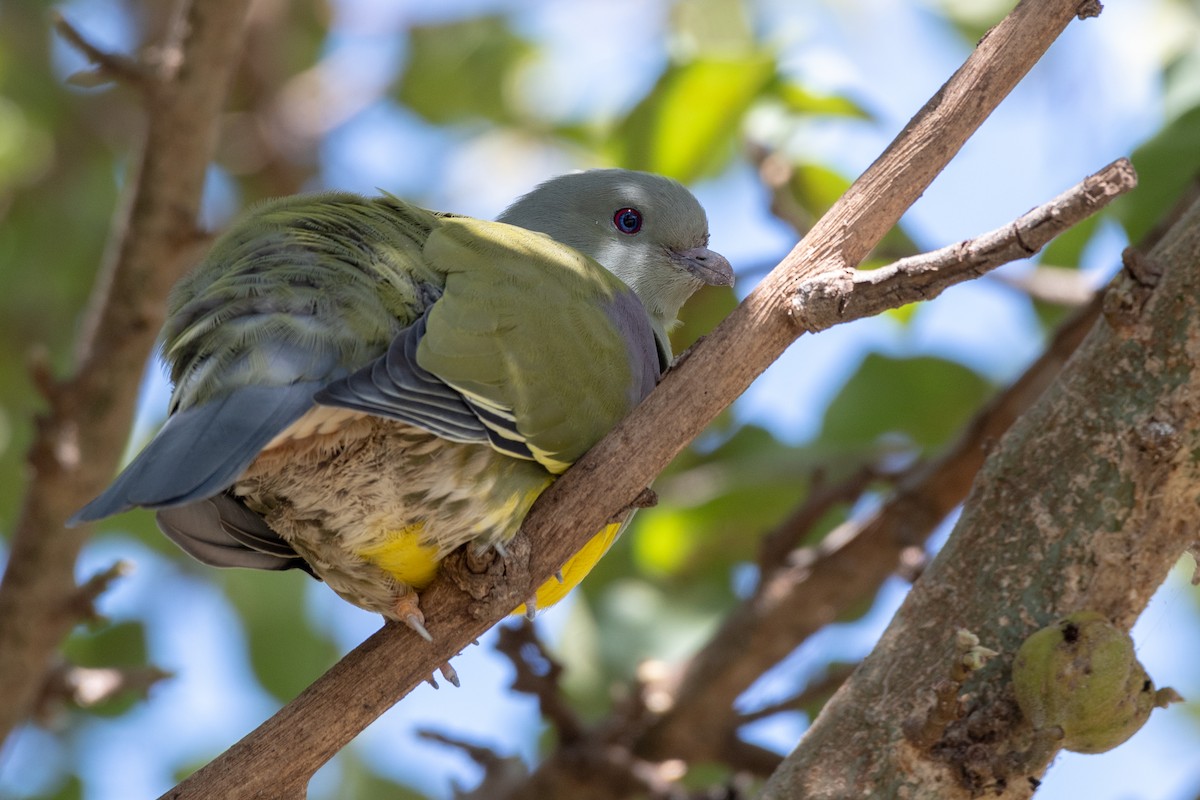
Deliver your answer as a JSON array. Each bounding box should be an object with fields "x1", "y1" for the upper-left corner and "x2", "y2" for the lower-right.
[
  {"x1": 44, "y1": 775, "x2": 83, "y2": 800},
  {"x1": 63, "y1": 620, "x2": 147, "y2": 669},
  {"x1": 396, "y1": 15, "x2": 533, "y2": 127},
  {"x1": 2, "y1": 0, "x2": 1198, "y2": 798},
  {"x1": 221, "y1": 568, "x2": 340, "y2": 702},
  {"x1": 1115, "y1": 106, "x2": 1200, "y2": 243},
  {"x1": 820, "y1": 354, "x2": 992, "y2": 451},
  {"x1": 933, "y1": 0, "x2": 1012, "y2": 43},
  {"x1": 612, "y1": 54, "x2": 777, "y2": 181}
]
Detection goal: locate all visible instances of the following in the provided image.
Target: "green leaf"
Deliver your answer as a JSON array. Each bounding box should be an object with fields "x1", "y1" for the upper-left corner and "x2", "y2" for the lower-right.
[
  {"x1": 883, "y1": 302, "x2": 921, "y2": 326},
  {"x1": 627, "y1": 425, "x2": 871, "y2": 581},
  {"x1": 0, "y1": 95, "x2": 54, "y2": 190},
  {"x1": 670, "y1": 283, "x2": 738, "y2": 354},
  {"x1": 395, "y1": 15, "x2": 532, "y2": 125},
  {"x1": 787, "y1": 162, "x2": 851, "y2": 218},
  {"x1": 610, "y1": 55, "x2": 776, "y2": 182},
  {"x1": 820, "y1": 353, "x2": 992, "y2": 450},
  {"x1": 774, "y1": 82, "x2": 871, "y2": 119},
  {"x1": 63, "y1": 620, "x2": 147, "y2": 668},
  {"x1": 1113, "y1": 104, "x2": 1200, "y2": 244},
  {"x1": 45, "y1": 774, "x2": 84, "y2": 800},
  {"x1": 221, "y1": 568, "x2": 340, "y2": 702},
  {"x1": 1038, "y1": 213, "x2": 1098, "y2": 270}
]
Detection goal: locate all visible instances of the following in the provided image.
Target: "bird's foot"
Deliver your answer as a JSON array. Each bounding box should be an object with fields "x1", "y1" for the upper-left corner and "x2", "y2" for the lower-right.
[
  {"x1": 444, "y1": 536, "x2": 529, "y2": 620},
  {"x1": 610, "y1": 487, "x2": 657, "y2": 523},
  {"x1": 440, "y1": 662, "x2": 460, "y2": 688},
  {"x1": 423, "y1": 663, "x2": 460, "y2": 689},
  {"x1": 393, "y1": 592, "x2": 432, "y2": 642}
]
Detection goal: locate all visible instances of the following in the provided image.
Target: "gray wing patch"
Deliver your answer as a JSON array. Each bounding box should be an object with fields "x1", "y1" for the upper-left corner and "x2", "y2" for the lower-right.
[
  {"x1": 603, "y1": 290, "x2": 666, "y2": 405},
  {"x1": 69, "y1": 382, "x2": 322, "y2": 524},
  {"x1": 315, "y1": 311, "x2": 535, "y2": 460},
  {"x1": 156, "y1": 492, "x2": 314, "y2": 575}
]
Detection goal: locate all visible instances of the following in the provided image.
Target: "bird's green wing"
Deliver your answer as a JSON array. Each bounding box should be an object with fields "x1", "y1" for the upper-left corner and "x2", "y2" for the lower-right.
[
  {"x1": 422, "y1": 217, "x2": 660, "y2": 473},
  {"x1": 71, "y1": 192, "x2": 444, "y2": 525},
  {"x1": 319, "y1": 216, "x2": 661, "y2": 475}
]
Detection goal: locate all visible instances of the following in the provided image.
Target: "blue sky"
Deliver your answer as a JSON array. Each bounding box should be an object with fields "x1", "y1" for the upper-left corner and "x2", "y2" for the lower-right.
[{"x1": 8, "y1": 1, "x2": 1199, "y2": 798}]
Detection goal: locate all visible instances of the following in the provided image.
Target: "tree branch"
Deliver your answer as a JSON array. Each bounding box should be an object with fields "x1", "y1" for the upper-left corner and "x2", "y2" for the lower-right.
[
  {"x1": 0, "y1": 0, "x2": 252, "y2": 744},
  {"x1": 157, "y1": 2, "x2": 1118, "y2": 794},
  {"x1": 495, "y1": 621, "x2": 585, "y2": 744},
  {"x1": 52, "y1": 11, "x2": 152, "y2": 90},
  {"x1": 791, "y1": 158, "x2": 1134, "y2": 334},
  {"x1": 583, "y1": 186, "x2": 1121, "y2": 775},
  {"x1": 453, "y1": 268, "x2": 1101, "y2": 796},
  {"x1": 759, "y1": 195, "x2": 1200, "y2": 797},
  {"x1": 486, "y1": 166, "x2": 1200, "y2": 800}
]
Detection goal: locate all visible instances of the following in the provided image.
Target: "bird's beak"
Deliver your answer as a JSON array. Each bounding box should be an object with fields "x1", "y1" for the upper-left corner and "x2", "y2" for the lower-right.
[{"x1": 673, "y1": 246, "x2": 734, "y2": 288}]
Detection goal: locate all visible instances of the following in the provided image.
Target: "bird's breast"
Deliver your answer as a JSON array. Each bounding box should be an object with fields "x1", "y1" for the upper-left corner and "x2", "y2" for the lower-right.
[{"x1": 233, "y1": 415, "x2": 552, "y2": 615}]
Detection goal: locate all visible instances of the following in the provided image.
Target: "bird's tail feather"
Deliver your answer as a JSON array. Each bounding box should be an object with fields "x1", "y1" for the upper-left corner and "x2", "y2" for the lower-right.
[
  {"x1": 156, "y1": 492, "x2": 313, "y2": 574},
  {"x1": 68, "y1": 382, "x2": 321, "y2": 525}
]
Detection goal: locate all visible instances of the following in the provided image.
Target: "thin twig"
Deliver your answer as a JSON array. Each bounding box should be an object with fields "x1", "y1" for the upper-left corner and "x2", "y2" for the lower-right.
[
  {"x1": 495, "y1": 621, "x2": 585, "y2": 744},
  {"x1": 417, "y1": 729, "x2": 515, "y2": 774},
  {"x1": 64, "y1": 560, "x2": 133, "y2": 625},
  {"x1": 791, "y1": 160, "x2": 1136, "y2": 333},
  {"x1": 755, "y1": 464, "x2": 882, "y2": 575},
  {"x1": 33, "y1": 661, "x2": 173, "y2": 725},
  {"x1": 738, "y1": 663, "x2": 857, "y2": 726},
  {"x1": 52, "y1": 12, "x2": 152, "y2": 90}
]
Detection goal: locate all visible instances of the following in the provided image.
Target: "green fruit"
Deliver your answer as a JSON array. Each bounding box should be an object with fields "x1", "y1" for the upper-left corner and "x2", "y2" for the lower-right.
[{"x1": 1011, "y1": 611, "x2": 1176, "y2": 754}]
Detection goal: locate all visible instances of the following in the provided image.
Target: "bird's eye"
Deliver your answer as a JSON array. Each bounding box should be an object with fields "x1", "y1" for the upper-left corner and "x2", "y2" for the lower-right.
[{"x1": 613, "y1": 207, "x2": 643, "y2": 235}]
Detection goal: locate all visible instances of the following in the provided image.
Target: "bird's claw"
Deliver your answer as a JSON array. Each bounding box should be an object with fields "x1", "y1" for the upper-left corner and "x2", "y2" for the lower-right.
[
  {"x1": 440, "y1": 662, "x2": 461, "y2": 688},
  {"x1": 394, "y1": 592, "x2": 432, "y2": 642}
]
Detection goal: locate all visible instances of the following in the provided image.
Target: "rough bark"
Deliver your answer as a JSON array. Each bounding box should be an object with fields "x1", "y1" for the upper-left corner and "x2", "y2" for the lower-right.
[
  {"x1": 760, "y1": 199, "x2": 1200, "y2": 798},
  {"x1": 635, "y1": 290, "x2": 1105, "y2": 769}
]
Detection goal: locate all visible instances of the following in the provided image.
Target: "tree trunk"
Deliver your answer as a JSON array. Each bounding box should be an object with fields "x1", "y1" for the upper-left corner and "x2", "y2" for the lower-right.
[{"x1": 761, "y1": 199, "x2": 1200, "y2": 798}]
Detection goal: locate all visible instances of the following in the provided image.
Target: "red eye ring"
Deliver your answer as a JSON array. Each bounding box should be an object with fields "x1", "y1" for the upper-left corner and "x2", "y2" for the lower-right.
[{"x1": 613, "y1": 207, "x2": 643, "y2": 235}]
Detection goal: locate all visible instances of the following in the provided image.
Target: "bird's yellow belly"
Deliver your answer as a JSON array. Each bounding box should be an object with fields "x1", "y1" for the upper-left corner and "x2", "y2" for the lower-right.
[
  {"x1": 237, "y1": 417, "x2": 619, "y2": 619},
  {"x1": 358, "y1": 524, "x2": 441, "y2": 589},
  {"x1": 360, "y1": 518, "x2": 622, "y2": 614}
]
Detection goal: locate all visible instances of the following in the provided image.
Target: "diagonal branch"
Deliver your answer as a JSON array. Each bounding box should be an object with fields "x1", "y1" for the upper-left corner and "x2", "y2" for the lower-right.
[
  {"x1": 52, "y1": 11, "x2": 152, "y2": 90},
  {"x1": 495, "y1": 621, "x2": 585, "y2": 745},
  {"x1": 635, "y1": 289, "x2": 1107, "y2": 766},
  {"x1": 791, "y1": 159, "x2": 1134, "y2": 333},
  {"x1": 760, "y1": 179, "x2": 1200, "y2": 800},
  {"x1": 0, "y1": 0, "x2": 252, "y2": 745},
  {"x1": 511, "y1": 0, "x2": 1113, "y2": 591},
  {"x1": 157, "y1": 3, "x2": 1118, "y2": 794},
  {"x1": 485, "y1": 163, "x2": 1131, "y2": 797}
]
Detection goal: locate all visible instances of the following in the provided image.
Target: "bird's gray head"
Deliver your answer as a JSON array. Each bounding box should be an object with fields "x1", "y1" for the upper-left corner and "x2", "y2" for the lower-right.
[{"x1": 497, "y1": 169, "x2": 733, "y2": 334}]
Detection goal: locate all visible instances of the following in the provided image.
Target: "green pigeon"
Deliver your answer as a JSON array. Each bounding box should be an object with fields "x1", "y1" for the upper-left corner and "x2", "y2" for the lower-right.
[{"x1": 71, "y1": 169, "x2": 732, "y2": 636}]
